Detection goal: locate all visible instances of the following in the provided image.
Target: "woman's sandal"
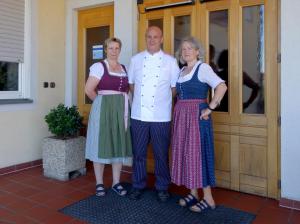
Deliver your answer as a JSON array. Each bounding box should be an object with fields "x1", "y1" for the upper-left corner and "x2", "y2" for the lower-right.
[
  {"x1": 95, "y1": 184, "x2": 106, "y2": 197},
  {"x1": 112, "y1": 183, "x2": 127, "y2": 196},
  {"x1": 189, "y1": 199, "x2": 216, "y2": 213},
  {"x1": 179, "y1": 193, "x2": 198, "y2": 207}
]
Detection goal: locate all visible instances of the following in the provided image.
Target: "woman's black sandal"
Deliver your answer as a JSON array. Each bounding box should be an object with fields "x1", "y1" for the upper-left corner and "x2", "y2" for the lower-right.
[
  {"x1": 189, "y1": 199, "x2": 216, "y2": 213},
  {"x1": 179, "y1": 193, "x2": 198, "y2": 207},
  {"x1": 95, "y1": 184, "x2": 106, "y2": 197},
  {"x1": 112, "y1": 183, "x2": 127, "y2": 196}
]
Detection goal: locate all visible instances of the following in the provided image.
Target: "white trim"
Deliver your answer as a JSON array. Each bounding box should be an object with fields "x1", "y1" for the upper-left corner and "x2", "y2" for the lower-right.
[
  {"x1": 145, "y1": 0, "x2": 193, "y2": 11},
  {"x1": 23, "y1": 0, "x2": 32, "y2": 99},
  {"x1": 0, "y1": 63, "x2": 23, "y2": 99}
]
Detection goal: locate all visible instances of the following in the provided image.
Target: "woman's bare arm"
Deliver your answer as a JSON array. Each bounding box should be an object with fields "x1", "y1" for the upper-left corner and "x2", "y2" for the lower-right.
[
  {"x1": 200, "y1": 83, "x2": 227, "y2": 120},
  {"x1": 85, "y1": 76, "x2": 100, "y2": 101}
]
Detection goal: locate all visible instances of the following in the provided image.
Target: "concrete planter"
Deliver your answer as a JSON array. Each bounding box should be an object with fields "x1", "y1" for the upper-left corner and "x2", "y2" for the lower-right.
[{"x1": 42, "y1": 136, "x2": 86, "y2": 181}]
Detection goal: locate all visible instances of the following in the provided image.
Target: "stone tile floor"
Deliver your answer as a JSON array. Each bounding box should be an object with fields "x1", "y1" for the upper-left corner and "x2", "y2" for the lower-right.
[{"x1": 0, "y1": 166, "x2": 299, "y2": 224}]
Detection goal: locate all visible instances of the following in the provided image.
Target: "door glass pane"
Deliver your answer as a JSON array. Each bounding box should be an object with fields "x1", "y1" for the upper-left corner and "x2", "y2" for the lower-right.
[
  {"x1": 209, "y1": 10, "x2": 229, "y2": 112},
  {"x1": 242, "y1": 5, "x2": 264, "y2": 114},
  {"x1": 85, "y1": 26, "x2": 110, "y2": 104},
  {"x1": 0, "y1": 62, "x2": 19, "y2": 91},
  {"x1": 174, "y1": 15, "x2": 190, "y2": 56},
  {"x1": 148, "y1": 19, "x2": 163, "y2": 31}
]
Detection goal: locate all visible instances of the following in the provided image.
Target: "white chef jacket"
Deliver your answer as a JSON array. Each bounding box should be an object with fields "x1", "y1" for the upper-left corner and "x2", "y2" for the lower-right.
[{"x1": 128, "y1": 50, "x2": 180, "y2": 122}]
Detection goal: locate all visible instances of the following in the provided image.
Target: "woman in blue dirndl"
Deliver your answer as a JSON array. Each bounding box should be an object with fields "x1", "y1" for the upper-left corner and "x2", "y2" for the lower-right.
[{"x1": 171, "y1": 37, "x2": 227, "y2": 212}]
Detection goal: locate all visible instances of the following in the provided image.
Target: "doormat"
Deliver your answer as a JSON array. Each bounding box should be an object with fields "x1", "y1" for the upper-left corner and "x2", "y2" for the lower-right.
[{"x1": 60, "y1": 184, "x2": 255, "y2": 224}]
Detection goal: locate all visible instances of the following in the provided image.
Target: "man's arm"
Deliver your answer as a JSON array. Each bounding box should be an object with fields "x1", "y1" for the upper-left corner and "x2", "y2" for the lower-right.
[
  {"x1": 128, "y1": 57, "x2": 135, "y2": 96},
  {"x1": 170, "y1": 58, "x2": 180, "y2": 98},
  {"x1": 243, "y1": 71, "x2": 259, "y2": 109}
]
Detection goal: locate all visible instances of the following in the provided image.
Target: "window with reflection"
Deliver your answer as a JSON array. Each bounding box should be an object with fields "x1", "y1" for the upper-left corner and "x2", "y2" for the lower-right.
[
  {"x1": 85, "y1": 26, "x2": 110, "y2": 104},
  {"x1": 148, "y1": 19, "x2": 163, "y2": 31},
  {"x1": 209, "y1": 10, "x2": 229, "y2": 112},
  {"x1": 173, "y1": 15, "x2": 191, "y2": 68},
  {"x1": 0, "y1": 62, "x2": 19, "y2": 91},
  {"x1": 242, "y1": 5, "x2": 264, "y2": 114},
  {"x1": 174, "y1": 15, "x2": 190, "y2": 56}
]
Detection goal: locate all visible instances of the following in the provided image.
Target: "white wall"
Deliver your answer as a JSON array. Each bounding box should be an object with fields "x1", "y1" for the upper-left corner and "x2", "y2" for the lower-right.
[
  {"x1": 0, "y1": 0, "x2": 66, "y2": 168},
  {"x1": 281, "y1": 1, "x2": 300, "y2": 201},
  {"x1": 115, "y1": 0, "x2": 137, "y2": 66}
]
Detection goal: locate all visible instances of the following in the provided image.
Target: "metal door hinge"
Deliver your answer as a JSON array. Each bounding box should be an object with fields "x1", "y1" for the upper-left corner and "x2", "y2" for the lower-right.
[
  {"x1": 278, "y1": 179, "x2": 281, "y2": 189},
  {"x1": 277, "y1": 53, "x2": 281, "y2": 63},
  {"x1": 278, "y1": 116, "x2": 281, "y2": 127}
]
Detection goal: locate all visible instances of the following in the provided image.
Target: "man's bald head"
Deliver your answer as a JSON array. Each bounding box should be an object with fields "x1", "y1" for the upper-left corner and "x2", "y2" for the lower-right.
[
  {"x1": 145, "y1": 26, "x2": 163, "y2": 54},
  {"x1": 146, "y1": 26, "x2": 163, "y2": 38}
]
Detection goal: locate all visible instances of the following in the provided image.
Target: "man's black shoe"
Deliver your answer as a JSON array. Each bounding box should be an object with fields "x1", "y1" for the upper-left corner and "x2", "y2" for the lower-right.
[
  {"x1": 128, "y1": 188, "x2": 143, "y2": 200},
  {"x1": 157, "y1": 190, "x2": 170, "y2": 202}
]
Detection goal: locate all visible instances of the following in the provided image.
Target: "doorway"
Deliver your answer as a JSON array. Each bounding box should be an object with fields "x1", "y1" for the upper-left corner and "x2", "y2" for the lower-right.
[
  {"x1": 138, "y1": 0, "x2": 279, "y2": 199},
  {"x1": 77, "y1": 5, "x2": 114, "y2": 124}
]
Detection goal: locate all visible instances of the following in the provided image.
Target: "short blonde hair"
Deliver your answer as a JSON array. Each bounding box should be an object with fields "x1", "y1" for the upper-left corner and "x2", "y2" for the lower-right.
[
  {"x1": 176, "y1": 36, "x2": 205, "y2": 63},
  {"x1": 104, "y1": 37, "x2": 122, "y2": 51}
]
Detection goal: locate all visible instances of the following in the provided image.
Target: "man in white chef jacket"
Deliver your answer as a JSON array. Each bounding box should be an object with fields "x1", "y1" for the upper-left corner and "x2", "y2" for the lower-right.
[{"x1": 128, "y1": 26, "x2": 180, "y2": 202}]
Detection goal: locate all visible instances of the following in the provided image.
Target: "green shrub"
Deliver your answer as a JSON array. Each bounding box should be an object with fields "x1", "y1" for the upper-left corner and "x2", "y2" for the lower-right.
[{"x1": 45, "y1": 104, "x2": 83, "y2": 139}]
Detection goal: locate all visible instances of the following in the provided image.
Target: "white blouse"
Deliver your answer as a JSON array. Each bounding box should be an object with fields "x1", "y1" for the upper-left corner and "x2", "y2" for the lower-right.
[
  {"x1": 89, "y1": 59, "x2": 127, "y2": 79},
  {"x1": 177, "y1": 61, "x2": 224, "y2": 89}
]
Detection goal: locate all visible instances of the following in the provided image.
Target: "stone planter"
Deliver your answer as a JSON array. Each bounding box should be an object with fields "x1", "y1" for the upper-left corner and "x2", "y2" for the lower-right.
[{"x1": 42, "y1": 136, "x2": 86, "y2": 181}]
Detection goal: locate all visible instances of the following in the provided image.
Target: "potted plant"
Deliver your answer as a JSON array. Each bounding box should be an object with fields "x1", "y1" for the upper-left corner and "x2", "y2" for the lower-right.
[{"x1": 42, "y1": 104, "x2": 86, "y2": 181}]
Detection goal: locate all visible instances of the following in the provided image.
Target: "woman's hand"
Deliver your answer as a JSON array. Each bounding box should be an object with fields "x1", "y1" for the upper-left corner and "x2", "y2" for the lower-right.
[{"x1": 200, "y1": 108, "x2": 211, "y2": 120}]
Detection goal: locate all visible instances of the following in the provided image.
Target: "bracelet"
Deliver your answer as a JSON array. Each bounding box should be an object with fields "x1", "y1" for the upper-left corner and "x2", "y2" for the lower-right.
[{"x1": 208, "y1": 105, "x2": 215, "y2": 111}]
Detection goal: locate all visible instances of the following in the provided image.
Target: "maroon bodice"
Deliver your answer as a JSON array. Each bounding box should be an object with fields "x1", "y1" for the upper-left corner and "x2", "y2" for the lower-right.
[{"x1": 97, "y1": 61, "x2": 129, "y2": 92}]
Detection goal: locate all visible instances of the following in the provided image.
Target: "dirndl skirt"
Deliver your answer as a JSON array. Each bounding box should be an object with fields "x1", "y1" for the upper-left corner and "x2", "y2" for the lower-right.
[
  {"x1": 171, "y1": 99, "x2": 215, "y2": 189},
  {"x1": 85, "y1": 94, "x2": 132, "y2": 165}
]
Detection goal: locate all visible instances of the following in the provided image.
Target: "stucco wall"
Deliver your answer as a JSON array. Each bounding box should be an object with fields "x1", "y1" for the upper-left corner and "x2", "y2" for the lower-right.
[
  {"x1": 281, "y1": 1, "x2": 300, "y2": 201},
  {"x1": 0, "y1": 0, "x2": 137, "y2": 169},
  {"x1": 0, "y1": 0, "x2": 66, "y2": 168}
]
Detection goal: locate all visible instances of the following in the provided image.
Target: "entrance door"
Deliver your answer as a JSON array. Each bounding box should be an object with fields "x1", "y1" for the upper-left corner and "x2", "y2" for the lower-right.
[
  {"x1": 138, "y1": 0, "x2": 279, "y2": 199},
  {"x1": 77, "y1": 5, "x2": 114, "y2": 124}
]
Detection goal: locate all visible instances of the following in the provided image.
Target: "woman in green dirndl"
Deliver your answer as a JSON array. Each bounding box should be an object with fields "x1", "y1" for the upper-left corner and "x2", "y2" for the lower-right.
[{"x1": 85, "y1": 37, "x2": 132, "y2": 197}]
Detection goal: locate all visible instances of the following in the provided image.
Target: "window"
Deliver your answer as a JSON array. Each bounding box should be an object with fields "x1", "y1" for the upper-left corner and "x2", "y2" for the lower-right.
[{"x1": 0, "y1": 0, "x2": 32, "y2": 101}]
